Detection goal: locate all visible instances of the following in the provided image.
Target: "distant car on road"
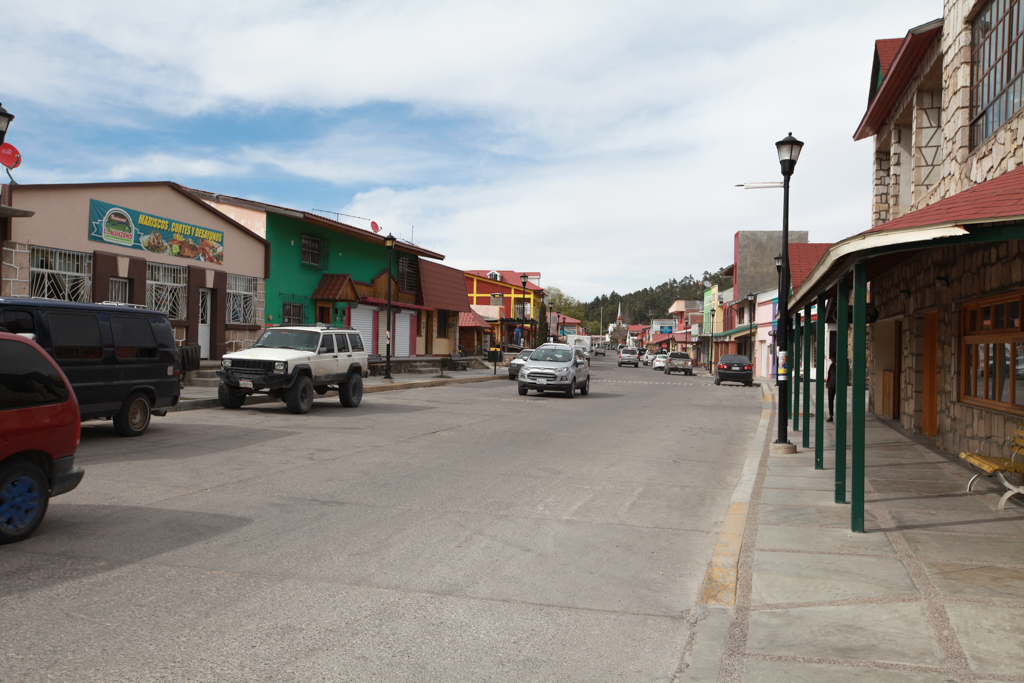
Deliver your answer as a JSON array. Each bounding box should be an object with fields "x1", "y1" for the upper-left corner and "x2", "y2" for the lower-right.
[
  {"x1": 641, "y1": 350, "x2": 657, "y2": 366},
  {"x1": 652, "y1": 353, "x2": 669, "y2": 370},
  {"x1": 509, "y1": 348, "x2": 534, "y2": 379},
  {"x1": 593, "y1": 346, "x2": 606, "y2": 356},
  {"x1": 618, "y1": 348, "x2": 639, "y2": 367},
  {"x1": 664, "y1": 351, "x2": 694, "y2": 375},
  {"x1": 714, "y1": 354, "x2": 754, "y2": 386},
  {"x1": 0, "y1": 331, "x2": 84, "y2": 544}
]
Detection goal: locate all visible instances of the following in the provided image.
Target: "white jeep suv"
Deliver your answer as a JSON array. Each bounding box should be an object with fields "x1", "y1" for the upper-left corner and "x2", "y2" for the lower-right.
[
  {"x1": 517, "y1": 343, "x2": 591, "y2": 398},
  {"x1": 217, "y1": 326, "x2": 369, "y2": 414}
]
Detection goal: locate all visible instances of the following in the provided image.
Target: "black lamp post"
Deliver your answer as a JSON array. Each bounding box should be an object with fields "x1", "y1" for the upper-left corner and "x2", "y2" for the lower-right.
[
  {"x1": 383, "y1": 233, "x2": 396, "y2": 381},
  {"x1": 0, "y1": 103, "x2": 14, "y2": 146},
  {"x1": 775, "y1": 132, "x2": 804, "y2": 447},
  {"x1": 747, "y1": 291, "x2": 756, "y2": 357},
  {"x1": 520, "y1": 273, "x2": 529, "y2": 347},
  {"x1": 774, "y1": 254, "x2": 783, "y2": 378}
]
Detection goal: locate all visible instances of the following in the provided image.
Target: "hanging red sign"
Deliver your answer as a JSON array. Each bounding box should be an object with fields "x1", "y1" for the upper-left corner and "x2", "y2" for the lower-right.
[{"x1": 0, "y1": 143, "x2": 21, "y2": 169}]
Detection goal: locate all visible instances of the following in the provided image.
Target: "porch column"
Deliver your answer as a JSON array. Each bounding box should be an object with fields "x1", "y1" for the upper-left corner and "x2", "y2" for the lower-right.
[
  {"x1": 852, "y1": 263, "x2": 868, "y2": 533},
  {"x1": 836, "y1": 274, "x2": 849, "y2": 504},
  {"x1": 793, "y1": 310, "x2": 801, "y2": 434},
  {"x1": 815, "y1": 292, "x2": 826, "y2": 470},
  {"x1": 803, "y1": 302, "x2": 812, "y2": 448}
]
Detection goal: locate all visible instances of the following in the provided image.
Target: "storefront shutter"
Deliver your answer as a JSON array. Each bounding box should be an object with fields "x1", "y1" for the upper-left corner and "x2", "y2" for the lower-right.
[
  {"x1": 350, "y1": 307, "x2": 374, "y2": 353},
  {"x1": 394, "y1": 312, "x2": 412, "y2": 357}
]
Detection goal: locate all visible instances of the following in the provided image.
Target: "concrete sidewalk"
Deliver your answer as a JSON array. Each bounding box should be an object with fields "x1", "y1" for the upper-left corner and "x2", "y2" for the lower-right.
[
  {"x1": 174, "y1": 366, "x2": 508, "y2": 411},
  {"x1": 686, "y1": 383, "x2": 1024, "y2": 682}
]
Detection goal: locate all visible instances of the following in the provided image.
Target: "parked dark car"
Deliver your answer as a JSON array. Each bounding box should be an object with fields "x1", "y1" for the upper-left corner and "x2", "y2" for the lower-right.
[
  {"x1": 714, "y1": 354, "x2": 754, "y2": 386},
  {"x1": 0, "y1": 298, "x2": 180, "y2": 436},
  {"x1": 0, "y1": 331, "x2": 84, "y2": 543}
]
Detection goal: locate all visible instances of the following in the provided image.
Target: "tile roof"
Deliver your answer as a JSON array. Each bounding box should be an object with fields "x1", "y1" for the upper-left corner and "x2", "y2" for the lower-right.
[
  {"x1": 867, "y1": 165, "x2": 1024, "y2": 234},
  {"x1": 554, "y1": 314, "x2": 581, "y2": 324},
  {"x1": 458, "y1": 309, "x2": 492, "y2": 329},
  {"x1": 627, "y1": 324, "x2": 647, "y2": 332},
  {"x1": 875, "y1": 38, "x2": 903, "y2": 77},
  {"x1": 421, "y1": 260, "x2": 472, "y2": 312},
  {"x1": 466, "y1": 270, "x2": 544, "y2": 292},
  {"x1": 789, "y1": 243, "x2": 833, "y2": 290},
  {"x1": 310, "y1": 274, "x2": 358, "y2": 302}
]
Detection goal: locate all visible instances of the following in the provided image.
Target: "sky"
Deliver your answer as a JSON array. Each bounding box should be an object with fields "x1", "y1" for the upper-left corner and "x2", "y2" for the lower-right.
[{"x1": 4, "y1": 0, "x2": 940, "y2": 301}]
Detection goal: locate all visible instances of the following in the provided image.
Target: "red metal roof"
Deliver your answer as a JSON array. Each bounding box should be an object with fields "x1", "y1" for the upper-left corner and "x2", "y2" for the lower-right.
[
  {"x1": 789, "y1": 243, "x2": 833, "y2": 290},
  {"x1": 420, "y1": 260, "x2": 472, "y2": 312},
  {"x1": 309, "y1": 274, "x2": 358, "y2": 301},
  {"x1": 876, "y1": 38, "x2": 903, "y2": 77},
  {"x1": 854, "y1": 19, "x2": 942, "y2": 141},
  {"x1": 627, "y1": 324, "x2": 647, "y2": 332},
  {"x1": 466, "y1": 270, "x2": 544, "y2": 292},
  {"x1": 866, "y1": 165, "x2": 1024, "y2": 234},
  {"x1": 555, "y1": 314, "x2": 581, "y2": 324},
  {"x1": 458, "y1": 309, "x2": 492, "y2": 329}
]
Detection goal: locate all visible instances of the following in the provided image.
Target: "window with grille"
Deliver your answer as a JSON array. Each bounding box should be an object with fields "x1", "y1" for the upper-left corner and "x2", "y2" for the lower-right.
[
  {"x1": 109, "y1": 277, "x2": 130, "y2": 304},
  {"x1": 282, "y1": 302, "x2": 304, "y2": 326},
  {"x1": 971, "y1": 0, "x2": 1024, "y2": 148},
  {"x1": 398, "y1": 255, "x2": 419, "y2": 292},
  {"x1": 226, "y1": 274, "x2": 258, "y2": 324},
  {"x1": 961, "y1": 291, "x2": 1024, "y2": 413},
  {"x1": 30, "y1": 246, "x2": 92, "y2": 303},
  {"x1": 301, "y1": 235, "x2": 327, "y2": 268},
  {"x1": 146, "y1": 263, "x2": 188, "y2": 320}
]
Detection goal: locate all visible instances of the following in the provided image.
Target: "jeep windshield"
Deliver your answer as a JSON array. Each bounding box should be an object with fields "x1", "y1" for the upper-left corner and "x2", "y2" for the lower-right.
[
  {"x1": 531, "y1": 348, "x2": 574, "y2": 363},
  {"x1": 253, "y1": 329, "x2": 320, "y2": 352}
]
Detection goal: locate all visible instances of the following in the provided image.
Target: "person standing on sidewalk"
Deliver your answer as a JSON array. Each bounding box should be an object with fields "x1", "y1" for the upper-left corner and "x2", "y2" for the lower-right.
[{"x1": 826, "y1": 351, "x2": 837, "y2": 422}]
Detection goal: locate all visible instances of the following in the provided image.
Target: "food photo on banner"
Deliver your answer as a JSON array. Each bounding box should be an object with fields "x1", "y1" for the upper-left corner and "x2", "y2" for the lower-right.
[{"x1": 88, "y1": 199, "x2": 225, "y2": 264}]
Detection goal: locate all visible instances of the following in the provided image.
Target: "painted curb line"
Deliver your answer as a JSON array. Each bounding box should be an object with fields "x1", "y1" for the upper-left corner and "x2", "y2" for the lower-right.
[{"x1": 170, "y1": 374, "x2": 506, "y2": 412}]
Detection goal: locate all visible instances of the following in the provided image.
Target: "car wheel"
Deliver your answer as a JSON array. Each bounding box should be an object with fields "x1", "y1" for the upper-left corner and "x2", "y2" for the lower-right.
[
  {"x1": 518, "y1": 385, "x2": 528, "y2": 396},
  {"x1": 714, "y1": 375, "x2": 721, "y2": 386},
  {"x1": 580, "y1": 376, "x2": 590, "y2": 396},
  {"x1": 566, "y1": 379, "x2": 576, "y2": 398},
  {"x1": 340, "y1": 374, "x2": 363, "y2": 407},
  {"x1": 286, "y1": 375, "x2": 315, "y2": 414},
  {"x1": 509, "y1": 373, "x2": 515, "y2": 380},
  {"x1": 114, "y1": 391, "x2": 152, "y2": 437},
  {"x1": 0, "y1": 462, "x2": 49, "y2": 544},
  {"x1": 218, "y1": 382, "x2": 247, "y2": 409},
  {"x1": 745, "y1": 381, "x2": 753, "y2": 387}
]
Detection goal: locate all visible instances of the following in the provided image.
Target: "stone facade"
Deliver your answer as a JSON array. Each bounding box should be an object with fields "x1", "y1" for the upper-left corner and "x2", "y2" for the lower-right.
[{"x1": 1, "y1": 240, "x2": 30, "y2": 297}]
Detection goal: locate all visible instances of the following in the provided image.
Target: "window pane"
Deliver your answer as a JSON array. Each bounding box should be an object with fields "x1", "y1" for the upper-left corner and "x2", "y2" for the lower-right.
[
  {"x1": 969, "y1": 308, "x2": 978, "y2": 332},
  {"x1": 348, "y1": 333, "x2": 364, "y2": 352},
  {"x1": 978, "y1": 344, "x2": 986, "y2": 398},
  {"x1": 334, "y1": 333, "x2": 349, "y2": 352},
  {"x1": 1001, "y1": 342, "x2": 1012, "y2": 402},
  {"x1": 318, "y1": 334, "x2": 334, "y2": 353},
  {"x1": 983, "y1": 306, "x2": 993, "y2": 330},
  {"x1": 988, "y1": 344, "x2": 998, "y2": 399},
  {"x1": 111, "y1": 315, "x2": 158, "y2": 360},
  {"x1": 1016, "y1": 344, "x2": 1024, "y2": 406},
  {"x1": 48, "y1": 312, "x2": 103, "y2": 360},
  {"x1": 0, "y1": 340, "x2": 69, "y2": 409},
  {"x1": 1, "y1": 310, "x2": 36, "y2": 335},
  {"x1": 996, "y1": 302, "x2": 1006, "y2": 329},
  {"x1": 966, "y1": 344, "x2": 974, "y2": 397}
]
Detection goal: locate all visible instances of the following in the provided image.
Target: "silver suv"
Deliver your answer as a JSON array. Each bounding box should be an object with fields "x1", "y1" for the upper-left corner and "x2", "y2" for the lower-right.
[
  {"x1": 618, "y1": 348, "x2": 639, "y2": 367},
  {"x1": 517, "y1": 344, "x2": 591, "y2": 398},
  {"x1": 217, "y1": 326, "x2": 370, "y2": 414}
]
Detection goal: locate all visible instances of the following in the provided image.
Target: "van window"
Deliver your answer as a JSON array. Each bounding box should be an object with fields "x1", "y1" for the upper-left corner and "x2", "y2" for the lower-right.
[
  {"x1": 0, "y1": 340, "x2": 69, "y2": 409},
  {"x1": 1, "y1": 310, "x2": 35, "y2": 336},
  {"x1": 111, "y1": 315, "x2": 158, "y2": 360},
  {"x1": 348, "y1": 333, "x2": 365, "y2": 352},
  {"x1": 334, "y1": 333, "x2": 349, "y2": 352},
  {"x1": 48, "y1": 312, "x2": 103, "y2": 360}
]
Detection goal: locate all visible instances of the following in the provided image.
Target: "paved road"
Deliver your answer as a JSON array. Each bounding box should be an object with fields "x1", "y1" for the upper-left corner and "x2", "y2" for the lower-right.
[{"x1": 1, "y1": 356, "x2": 766, "y2": 682}]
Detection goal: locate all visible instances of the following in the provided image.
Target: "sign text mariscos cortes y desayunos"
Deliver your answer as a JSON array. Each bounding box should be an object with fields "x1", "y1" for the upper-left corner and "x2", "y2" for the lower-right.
[{"x1": 88, "y1": 199, "x2": 224, "y2": 265}]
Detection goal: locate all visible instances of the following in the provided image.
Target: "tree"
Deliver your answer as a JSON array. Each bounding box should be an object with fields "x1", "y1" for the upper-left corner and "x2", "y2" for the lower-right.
[{"x1": 610, "y1": 323, "x2": 627, "y2": 344}]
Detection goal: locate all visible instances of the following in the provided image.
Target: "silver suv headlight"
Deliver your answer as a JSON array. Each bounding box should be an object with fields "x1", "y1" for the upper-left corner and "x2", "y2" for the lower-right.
[
  {"x1": 222, "y1": 359, "x2": 232, "y2": 368},
  {"x1": 274, "y1": 361, "x2": 286, "y2": 373}
]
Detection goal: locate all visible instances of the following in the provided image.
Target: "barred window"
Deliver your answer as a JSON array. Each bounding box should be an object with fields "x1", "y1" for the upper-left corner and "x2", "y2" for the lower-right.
[
  {"x1": 282, "y1": 302, "x2": 304, "y2": 326},
  {"x1": 961, "y1": 291, "x2": 1024, "y2": 414},
  {"x1": 226, "y1": 274, "x2": 258, "y2": 324},
  {"x1": 30, "y1": 246, "x2": 92, "y2": 303},
  {"x1": 398, "y1": 255, "x2": 419, "y2": 292},
  {"x1": 971, "y1": 0, "x2": 1024, "y2": 148},
  {"x1": 109, "y1": 277, "x2": 130, "y2": 304},
  {"x1": 301, "y1": 235, "x2": 327, "y2": 268},
  {"x1": 146, "y1": 263, "x2": 188, "y2": 320}
]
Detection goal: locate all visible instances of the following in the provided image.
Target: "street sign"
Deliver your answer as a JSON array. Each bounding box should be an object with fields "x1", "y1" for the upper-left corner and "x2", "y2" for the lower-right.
[
  {"x1": 370, "y1": 221, "x2": 381, "y2": 233},
  {"x1": 0, "y1": 143, "x2": 21, "y2": 169}
]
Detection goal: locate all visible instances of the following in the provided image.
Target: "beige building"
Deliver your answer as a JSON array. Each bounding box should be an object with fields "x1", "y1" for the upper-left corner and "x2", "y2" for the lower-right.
[{"x1": 1, "y1": 182, "x2": 268, "y2": 359}]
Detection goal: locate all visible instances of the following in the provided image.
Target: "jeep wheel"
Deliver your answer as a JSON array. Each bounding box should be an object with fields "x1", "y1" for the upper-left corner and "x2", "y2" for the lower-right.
[
  {"x1": 580, "y1": 376, "x2": 590, "y2": 396},
  {"x1": 218, "y1": 383, "x2": 247, "y2": 409},
  {"x1": 0, "y1": 462, "x2": 49, "y2": 544},
  {"x1": 340, "y1": 374, "x2": 363, "y2": 408},
  {"x1": 114, "y1": 392, "x2": 151, "y2": 437},
  {"x1": 286, "y1": 375, "x2": 315, "y2": 414}
]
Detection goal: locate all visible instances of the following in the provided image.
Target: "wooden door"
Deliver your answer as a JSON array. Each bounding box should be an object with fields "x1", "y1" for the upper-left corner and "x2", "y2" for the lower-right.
[
  {"x1": 923, "y1": 311, "x2": 938, "y2": 436},
  {"x1": 317, "y1": 303, "x2": 332, "y2": 325}
]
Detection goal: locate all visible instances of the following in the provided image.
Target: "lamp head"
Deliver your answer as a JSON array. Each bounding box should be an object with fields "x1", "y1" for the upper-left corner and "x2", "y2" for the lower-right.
[
  {"x1": 384, "y1": 233, "x2": 396, "y2": 249},
  {"x1": 774, "y1": 254, "x2": 783, "y2": 271},
  {"x1": 747, "y1": 292, "x2": 755, "y2": 303},
  {"x1": 775, "y1": 132, "x2": 803, "y2": 176},
  {"x1": 520, "y1": 272, "x2": 529, "y2": 287},
  {"x1": 0, "y1": 103, "x2": 13, "y2": 145}
]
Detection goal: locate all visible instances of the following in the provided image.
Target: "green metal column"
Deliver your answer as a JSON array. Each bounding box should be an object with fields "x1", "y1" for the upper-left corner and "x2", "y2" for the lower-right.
[
  {"x1": 815, "y1": 293, "x2": 826, "y2": 470},
  {"x1": 836, "y1": 275, "x2": 849, "y2": 504},
  {"x1": 803, "y1": 303, "x2": 811, "y2": 448},
  {"x1": 793, "y1": 311, "x2": 801, "y2": 433},
  {"x1": 851, "y1": 264, "x2": 867, "y2": 533}
]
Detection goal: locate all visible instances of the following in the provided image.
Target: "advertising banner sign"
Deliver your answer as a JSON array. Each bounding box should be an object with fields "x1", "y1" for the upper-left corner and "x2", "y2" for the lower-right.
[{"x1": 88, "y1": 199, "x2": 224, "y2": 264}]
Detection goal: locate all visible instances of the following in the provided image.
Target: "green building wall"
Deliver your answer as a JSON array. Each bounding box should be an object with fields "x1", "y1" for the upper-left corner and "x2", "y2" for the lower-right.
[{"x1": 263, "y1": 213, "x2": 413, "y2": 326}]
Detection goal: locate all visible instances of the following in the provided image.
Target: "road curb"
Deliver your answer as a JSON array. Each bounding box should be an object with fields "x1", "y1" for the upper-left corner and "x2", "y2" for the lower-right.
[{"x1": 169, "y1": 373, "x2": 507, "y2": 412}]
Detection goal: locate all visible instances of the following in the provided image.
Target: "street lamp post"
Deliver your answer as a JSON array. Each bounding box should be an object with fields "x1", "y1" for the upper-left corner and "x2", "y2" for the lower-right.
[
  {"x1": 774, "y1": 255, "x2": 783, "y2": 379},
  {"x1": 775, "y1": 132, "x2": 804, "y2": 447},
  {"x1": 747, "y1": 291, "x2": 756, "y2": 360},
  {"x1": 383, "y1": 233, "x2": 396, "y2": 382},
  {"x1": 520, "y1": 273, "x2": 529, "y2": 347}
]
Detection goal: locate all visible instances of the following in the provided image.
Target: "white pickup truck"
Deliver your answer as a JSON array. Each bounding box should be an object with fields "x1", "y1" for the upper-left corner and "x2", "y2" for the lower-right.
[{"x1": 663, "y1": 351, "x2": 695, "y2": 376}]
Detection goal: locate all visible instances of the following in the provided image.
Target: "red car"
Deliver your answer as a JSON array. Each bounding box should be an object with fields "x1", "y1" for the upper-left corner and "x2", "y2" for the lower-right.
[{"x1": 0, "y1": 331, "x2": 84, "y2": 543}]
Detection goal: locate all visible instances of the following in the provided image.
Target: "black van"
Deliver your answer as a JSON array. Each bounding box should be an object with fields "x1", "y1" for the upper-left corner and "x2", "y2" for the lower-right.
[{"x1": 0, "y1": 298, "x2": 180, "y2": 436}]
